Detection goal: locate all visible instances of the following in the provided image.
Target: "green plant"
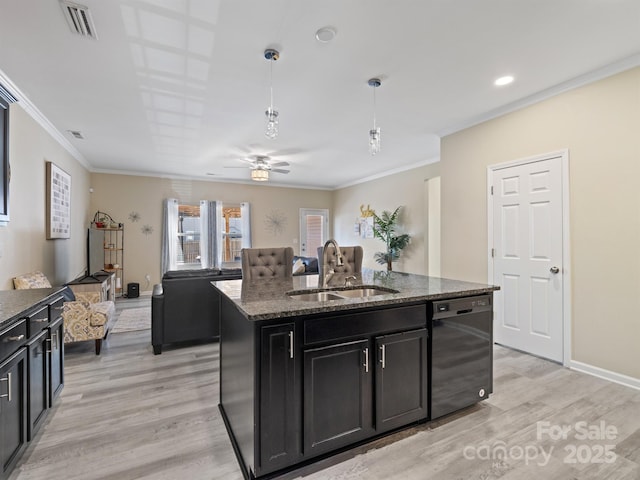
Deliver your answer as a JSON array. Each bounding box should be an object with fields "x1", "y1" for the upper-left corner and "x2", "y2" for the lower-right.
[{"x1": 372, "y1": 206, "x2": 411, "y2": 271}]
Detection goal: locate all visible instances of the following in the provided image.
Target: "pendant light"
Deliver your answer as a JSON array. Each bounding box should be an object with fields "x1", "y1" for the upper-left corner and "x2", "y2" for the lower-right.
[
  {"x1": 368, "y1": 78, "x2": 381, "y2": 155},
  {"x1": 264, "y1": 49, "x2": 280, "y2": 139}
]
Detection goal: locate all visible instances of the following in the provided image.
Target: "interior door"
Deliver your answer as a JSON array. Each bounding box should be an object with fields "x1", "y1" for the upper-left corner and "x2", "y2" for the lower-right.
[
  {"x1": 491, "y1": 155, "x2": 564, "y2": 362},
  {"x1": 299, "y1": 209, "x2": 328, "y2": 257}
]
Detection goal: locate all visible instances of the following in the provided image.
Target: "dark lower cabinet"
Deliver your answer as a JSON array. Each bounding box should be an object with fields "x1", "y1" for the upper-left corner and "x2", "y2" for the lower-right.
[
  {"x1": 49, "y1": 316, "x2": 64, "y2": 405},
  {"x1": 303, "y1": 339, "x2": 373, "y2": 457},
  {"x1": 259, "y1": 323, "x2": 300, "y2": 475},
  {"x1": 26, "y1": 329, "x2": 49, "y2": 440},
  {"x1": 375, "y1": 328, "x2": 428, "y2": 432},
  {"x1": 0, "y1": 348, "x2": 27, "y2": 480}
]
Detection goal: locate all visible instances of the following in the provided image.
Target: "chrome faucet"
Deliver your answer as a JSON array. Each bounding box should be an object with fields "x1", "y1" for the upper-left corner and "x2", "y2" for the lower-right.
[{"x1": 321, "y1": 239, "x2": 344, "y2": 287}]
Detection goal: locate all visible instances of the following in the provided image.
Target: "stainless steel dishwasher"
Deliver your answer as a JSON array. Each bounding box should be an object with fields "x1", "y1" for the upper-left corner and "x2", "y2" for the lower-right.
[{"x1": 430, "y1": 294, "x2": 493, "y2": 419}]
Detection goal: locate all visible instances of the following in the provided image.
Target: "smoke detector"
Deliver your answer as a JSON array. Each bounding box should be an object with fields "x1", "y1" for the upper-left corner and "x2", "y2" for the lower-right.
[{"x1": 60, "y1": 1, "x2": 98, "y2": 39}]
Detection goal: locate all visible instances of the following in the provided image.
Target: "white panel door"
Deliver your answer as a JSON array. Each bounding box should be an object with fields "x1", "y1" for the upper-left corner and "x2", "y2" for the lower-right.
[{"x1": 492, "y1": 156, "x2": 564, "y2": 362}]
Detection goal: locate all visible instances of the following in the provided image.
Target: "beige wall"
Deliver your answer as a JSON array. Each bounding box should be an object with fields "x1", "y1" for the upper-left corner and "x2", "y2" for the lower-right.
[
  {"x1": 333, "y1": 163, "x2": 441, "y2": 274},
  {"x1": 441, "y1": 67, "x2": 640, "y2": 379},
  {"x1": 89, "y1": 173, "x2": 332, "y2": 290},
  {"x1": 0, "y1": 104, "x2": 91, "y2": 289}
]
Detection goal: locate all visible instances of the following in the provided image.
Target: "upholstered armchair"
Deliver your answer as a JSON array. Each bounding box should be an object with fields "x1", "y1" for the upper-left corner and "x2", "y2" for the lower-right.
[
  {"x1": 61, "y1": 290, "x2": 116, "y2": 354},
  {"x1": 241, "y1": 247, "x2": 294, "y2": 280},
  {"x1": 13, "y1": 271, "x2": 116, "y2": 355}
]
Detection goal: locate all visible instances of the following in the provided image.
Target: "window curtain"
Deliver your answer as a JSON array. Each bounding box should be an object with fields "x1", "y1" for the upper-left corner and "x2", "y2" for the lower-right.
[
  {"x1": 199, "y1": 200, "x2": 218, "y2": 269},
  {"x1": 215, "y1": 201, "x2": 224, "y2": 267},
  {"x1": 161, "y1": 198, "x2": 179, "y2": 275},
  {"x1": 240, "y1": 202, "x2": 251, "y2": 249}
]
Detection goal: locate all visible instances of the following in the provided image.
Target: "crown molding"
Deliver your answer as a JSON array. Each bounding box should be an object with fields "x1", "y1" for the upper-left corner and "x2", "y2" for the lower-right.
[
  {"x1": 437, "y1": 53, "x2": 640, "y2": 138},
  {"x1": 334, "y1": 156, "x2": 439, "y2": 190},
  {"x1": 0, "y1": 68, "x2": 90, "y2": 169}
]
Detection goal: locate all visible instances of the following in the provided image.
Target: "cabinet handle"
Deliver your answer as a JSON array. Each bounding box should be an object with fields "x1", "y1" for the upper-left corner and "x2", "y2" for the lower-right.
[
  {"x1": 288, "y1": 331, "x2": 294, "y2": 359},
  {"x1": 363, "y1": 347, "x2": 369, "y2": 373},
  {"x1": 33, "y1": 318, "x2": 49, "y2": 323},
  {"x1": 46, "y1": 338, "x2": 52, "y2": 354},
  {"x1": 52, "y1": 332, "x2": 57, "y2": 348},
  {"x1": 0, "y1": 372, "x2": 11, "y2": 402},
  {"x1": 380, "y1": 344, "x2": 386, "y2": 369},
  {"x1": 5, "y1": 334, "x2": 25, "y2": 342}
]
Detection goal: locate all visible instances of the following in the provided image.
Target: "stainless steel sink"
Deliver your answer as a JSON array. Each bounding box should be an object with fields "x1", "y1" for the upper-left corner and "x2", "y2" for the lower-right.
[
  {"x1": 290, "y1": 291, "x2": 345, "y2": 302},
  {"x1": 332, "y1": 288, "x2": 395, "y2": 298},
  {"x1": 289, "y1": 286, "x2": 398, "y2": 302}
]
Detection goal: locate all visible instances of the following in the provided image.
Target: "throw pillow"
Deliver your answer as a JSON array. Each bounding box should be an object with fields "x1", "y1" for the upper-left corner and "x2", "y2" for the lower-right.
[{"x1": 293, "y1": 258, "x2": 306, "y2": 274}]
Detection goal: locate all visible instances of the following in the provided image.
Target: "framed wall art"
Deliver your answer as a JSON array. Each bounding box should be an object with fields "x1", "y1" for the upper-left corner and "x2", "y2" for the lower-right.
[{"x1": 46, "y1": 161, "x2": 71, "y2": 239}]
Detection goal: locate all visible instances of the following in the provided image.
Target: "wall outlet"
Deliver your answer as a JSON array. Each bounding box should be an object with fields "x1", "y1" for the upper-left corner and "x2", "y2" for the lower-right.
[{"x1": 145, "y1": 274, "x2": 151, "y2": 282}]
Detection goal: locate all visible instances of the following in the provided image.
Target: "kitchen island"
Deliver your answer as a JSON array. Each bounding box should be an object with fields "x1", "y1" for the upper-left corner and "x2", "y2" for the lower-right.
[{"x1": 212, "y1": 269, "x2": 498, "y2": 479}]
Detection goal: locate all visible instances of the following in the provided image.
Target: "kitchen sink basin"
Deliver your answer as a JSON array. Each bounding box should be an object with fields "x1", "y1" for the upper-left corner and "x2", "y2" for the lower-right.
[
  {"x1": 290, "y1": 292, "x2": 345, "y2": 302},
  {"x1": 289, "y1": 286, "x2": 398, "y2": 302},
  {"x1": 332, "y1": 287, "x2": 395, "y2": 298}
]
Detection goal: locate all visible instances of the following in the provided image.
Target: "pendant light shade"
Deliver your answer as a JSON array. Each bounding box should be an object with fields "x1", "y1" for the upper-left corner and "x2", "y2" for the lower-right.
[
  {"x1": 368, "y1": 78, "x2": 381, "y2": 155},
  {"x1": 264, "y1": 49, "x2": 280, "y2": 139}
]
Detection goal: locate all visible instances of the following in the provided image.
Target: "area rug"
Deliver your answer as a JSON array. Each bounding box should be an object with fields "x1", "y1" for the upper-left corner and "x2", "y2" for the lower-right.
[{"x1": 111, "y1": 307, "x2": 151, "y2": 333}]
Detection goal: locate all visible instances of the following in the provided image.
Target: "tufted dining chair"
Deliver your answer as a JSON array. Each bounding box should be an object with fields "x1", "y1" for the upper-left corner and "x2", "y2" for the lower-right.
[
  {"x1": 241, "y1": 247, "x2": 294, "y2": 280},
  {"x1": 317, "y1": 245, "x2": 363, "y2": 278}
]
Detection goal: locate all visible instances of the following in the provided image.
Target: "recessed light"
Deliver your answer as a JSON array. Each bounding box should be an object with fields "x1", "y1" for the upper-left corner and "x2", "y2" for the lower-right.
[
  {"x1": 494, "y1": 75, "x2": 514, "y2": 86},
  {"x1": 315, "y1": 26, "x2": 337, "y2": 43}
]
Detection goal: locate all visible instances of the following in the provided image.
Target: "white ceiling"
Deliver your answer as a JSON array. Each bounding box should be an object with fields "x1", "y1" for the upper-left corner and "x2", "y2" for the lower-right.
[{"x1": 1, "y1": 0, "x2": 639, "y2": 189}]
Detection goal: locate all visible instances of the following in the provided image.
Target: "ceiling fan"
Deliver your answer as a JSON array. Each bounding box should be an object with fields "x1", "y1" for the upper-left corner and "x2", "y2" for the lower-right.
[{"x1": 225, "y1": 155, "x2": 290, "y2": 181}]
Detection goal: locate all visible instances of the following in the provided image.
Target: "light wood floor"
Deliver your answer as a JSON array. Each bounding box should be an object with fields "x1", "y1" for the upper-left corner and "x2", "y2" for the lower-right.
[{"x1": 9, "y1": 299, "x2": 640, "y2": 480}]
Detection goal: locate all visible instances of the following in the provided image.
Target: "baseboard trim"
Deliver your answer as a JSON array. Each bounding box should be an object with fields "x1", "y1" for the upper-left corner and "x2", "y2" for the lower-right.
[{"x1": 569, "y1": 360, "x2": 640, "y2": 391}]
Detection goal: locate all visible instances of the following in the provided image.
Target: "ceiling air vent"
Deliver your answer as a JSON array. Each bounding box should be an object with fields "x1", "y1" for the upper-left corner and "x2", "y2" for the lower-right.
[{"x1": 60, "y1": 1, "x2": 98, "y2": 39}]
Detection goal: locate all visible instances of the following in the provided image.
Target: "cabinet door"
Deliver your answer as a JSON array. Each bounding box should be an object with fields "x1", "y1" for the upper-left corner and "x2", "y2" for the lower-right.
[
  {"x1": 303, "y1": 339, "x2": 373, "y2": 457},
  {"x1": 26, "y1": 329, "x2": 49, "y2": 440},
  {"x1": 375, "y1": 328, "x2": 428, "y2": 433},
  {"x1": 49, "y1": 316, "x2": 64, "y2": 405},
  {"x1": 258, "y1": 323, "x2": 300, "y2": 474},
  {"x1": 0, "y1": 348, "x2": 27, "y2": 478}
]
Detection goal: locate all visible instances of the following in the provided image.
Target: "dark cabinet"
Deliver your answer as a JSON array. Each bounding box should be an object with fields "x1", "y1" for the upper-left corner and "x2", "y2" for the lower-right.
[
  {"x1": 303, "y1": 339, "x2": 373, "y2": 457},
  {"x1": 49, "y1": 316, "x2": 64, "y2": 405},
  {"x1": 259, "y1": 323, "x2": 300, "y2": 474},
  {"x1": 375, "y1": 328, "x2": 428, "y2": 432},
  {"x1": 0, "y1": 348, "x2": 27, "y2": 480},
  {"x1": 0, "y1": 290, "x2": 65, "y2": 480},
  {"x1": 26, "y1": 329, "x2": 49, "y2": 440}
]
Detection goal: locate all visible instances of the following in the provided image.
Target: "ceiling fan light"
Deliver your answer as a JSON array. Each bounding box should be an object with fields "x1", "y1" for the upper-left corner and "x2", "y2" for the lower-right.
[{"x1": 251, "y1": 169, "x2": 269, "y2": 181}]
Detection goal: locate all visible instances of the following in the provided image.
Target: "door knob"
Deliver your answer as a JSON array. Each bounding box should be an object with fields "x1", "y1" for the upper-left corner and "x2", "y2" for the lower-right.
[{"x1": 550, "y1": 266, "x2": 560, "y2": 274}]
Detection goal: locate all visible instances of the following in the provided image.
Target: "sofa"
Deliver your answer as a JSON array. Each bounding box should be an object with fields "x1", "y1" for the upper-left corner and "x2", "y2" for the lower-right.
[
  {"x1": 13, "y1": 271, "x2": 116, "y2": 355},
  {"x1": 292, "y1": 255, "x2": 319, "y2": 276},
  {"x1": 151, "y1": 268, "x2": 242, "y2": 354}
]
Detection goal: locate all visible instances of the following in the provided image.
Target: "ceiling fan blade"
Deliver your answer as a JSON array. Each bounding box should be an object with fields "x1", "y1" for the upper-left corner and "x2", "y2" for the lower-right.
[
  {"x1": 268, "y1": 161, "x2": 290, "y2": 168},
  {"x1": 224, "y1": 166, "x2": 250, "y2": 169},
  {"x1": 271, "y1": 169, "x2": 290, "y2": 174}
]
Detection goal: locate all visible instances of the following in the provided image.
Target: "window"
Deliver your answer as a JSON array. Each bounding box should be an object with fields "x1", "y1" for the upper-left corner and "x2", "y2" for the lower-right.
[
  {"x1": 161, "y1": 199, "x2": 251, "y2": 274},
  {"x1": 177, "y1": 204, "x2": 201, "y2": 269},
  {"x1": 0, "y1": 83, "x2": 16, "y2": 226}
]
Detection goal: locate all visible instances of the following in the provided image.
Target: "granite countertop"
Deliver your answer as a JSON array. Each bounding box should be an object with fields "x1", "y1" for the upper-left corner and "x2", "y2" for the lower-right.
[
  {"x1": 212, "y1": 268, "x2": 499, "y2": 321},
  {"x1": 0, "y1": 287, "x2": 66, "y2": 329}
]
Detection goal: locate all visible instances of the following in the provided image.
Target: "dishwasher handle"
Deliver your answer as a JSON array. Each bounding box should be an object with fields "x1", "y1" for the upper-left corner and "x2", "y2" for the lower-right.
[{"x1": 432, "y1": 295, "x2": 492, "y2": 320}]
